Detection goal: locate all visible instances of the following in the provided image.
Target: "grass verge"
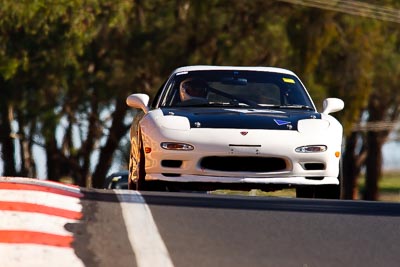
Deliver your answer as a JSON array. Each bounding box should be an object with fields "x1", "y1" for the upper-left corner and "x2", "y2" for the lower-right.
[
  {"x1": 358, "y1": 171, "x2": 400, "y2": 202},
  {"x1": 212, "y1": 171, "x2": 400, "y2": 202}
]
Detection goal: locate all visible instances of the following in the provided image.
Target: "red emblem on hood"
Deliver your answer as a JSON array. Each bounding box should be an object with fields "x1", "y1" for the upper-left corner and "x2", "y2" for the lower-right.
[{"x1": 240, "y1": 131, "x2": 248, "y2": 136}]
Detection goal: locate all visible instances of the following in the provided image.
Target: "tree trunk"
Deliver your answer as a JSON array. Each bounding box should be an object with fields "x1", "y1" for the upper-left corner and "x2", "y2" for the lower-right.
[
  {"x1": 0, "y1": 100, "x2": 17, "y2": 176},
  {"x1": 18, "y1": 135, "x2": 36, "y2": 177},
  {"x1": 16, "y1": 112, "x2": 37, "y2": 178},
  {"x1": 91, "y1": 97, "x2": 129, "y2": 188},
  {"x1": 45, "y1": 125, "x2": 61, "y2": 181},
  {"x1": 77, "y1": 97, "x2": 101, "y2": 187},
  {"x1": 342, "y1": 132, "x2": 361, "y2": 199},
  {"x1": 364, "y1": 131, "x2": 384, "y2": 200},
  {"x1": 363, "y1": 93, "x2": 392, "y2": 200}
]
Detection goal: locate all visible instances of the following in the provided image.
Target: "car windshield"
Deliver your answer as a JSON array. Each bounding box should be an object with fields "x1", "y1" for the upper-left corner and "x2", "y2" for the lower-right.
[{"x1": 158, "y1": 70, "x2": 315, "y2": 109}]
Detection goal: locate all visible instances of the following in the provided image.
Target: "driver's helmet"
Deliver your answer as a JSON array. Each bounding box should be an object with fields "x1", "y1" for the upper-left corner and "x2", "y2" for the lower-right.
[{"x1": 179, "y1": 78, "x2": 208, "y2": 101}]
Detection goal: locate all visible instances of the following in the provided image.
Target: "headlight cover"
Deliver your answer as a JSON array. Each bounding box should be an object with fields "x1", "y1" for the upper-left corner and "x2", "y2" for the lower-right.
[
  {"x1": 295, "y1": 145, "x2": 327, "y2": 153},
  {"x1": 161, "y1": 142, "x2": 194, "y2": 151}
]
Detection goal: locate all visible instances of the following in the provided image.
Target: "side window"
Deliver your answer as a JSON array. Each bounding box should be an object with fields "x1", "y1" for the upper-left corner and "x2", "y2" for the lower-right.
[
  {"x1": 160, "y1": 82, "x2": 174, "y2": 107},
  {"x1": 151, "y1": 81, "x2": 166, "y2": 108}
]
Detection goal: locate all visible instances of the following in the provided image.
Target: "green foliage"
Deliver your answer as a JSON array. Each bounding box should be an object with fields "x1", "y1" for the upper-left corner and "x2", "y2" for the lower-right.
[{"x1": 1, "y1": 0, "x2": 400, "y2": 187}]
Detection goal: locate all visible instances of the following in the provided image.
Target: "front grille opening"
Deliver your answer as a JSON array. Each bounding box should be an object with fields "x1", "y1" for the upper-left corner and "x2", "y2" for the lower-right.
[
  {"x1": 161, "y1": 160, "x2": 183, "y2": 168},
  {"x1": 303, "y1": 163, "x2": 325, "y2": 170},
  {"x1": 162, "y1": 173, "x2": 181, "y2": 177},
  {"x1": 200, "y1": 156, "x2": 286, "y2": 172},
  {"x1": 305, "y1": 176, "x2": 324, "y2": 180}
]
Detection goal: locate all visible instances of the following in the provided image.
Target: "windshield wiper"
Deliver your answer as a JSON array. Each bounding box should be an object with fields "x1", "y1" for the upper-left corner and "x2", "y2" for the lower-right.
[
  {"x1": 181, "y1": 102, "x2": 245, "y2": 108},
  {"x1": 209, "y1": 100, "x2": 255, "y2": 107},
  {"x1": 274, "y1": 104, "x2": 314, "y2": 110},
  {"x1": 178, "y1": 103, "x2": 210, "y2": 107}
]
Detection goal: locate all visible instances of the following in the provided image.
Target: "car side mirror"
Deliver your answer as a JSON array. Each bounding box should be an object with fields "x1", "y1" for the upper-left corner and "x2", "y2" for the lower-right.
[
  {"x1": 126, "y1": 93, "x2": 150, "y2": 113},
  {"x1": 322, "y1": 98, "x2": 344, "y2": 115}
]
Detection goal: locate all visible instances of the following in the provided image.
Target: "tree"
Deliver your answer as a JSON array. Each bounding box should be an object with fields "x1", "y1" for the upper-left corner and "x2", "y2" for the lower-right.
[
  {"x1": 362, "y1": 19, "x2": 400, "y2": 200},
  {"x1": 2, "y1": 0, "x2": 400, "y2": 196},
  {"x1": 327, "y1": 16, "x2": 377, "y2": 199},
  {"x1": 0, "y1": 0, "x2": 101, "y2": 180}
]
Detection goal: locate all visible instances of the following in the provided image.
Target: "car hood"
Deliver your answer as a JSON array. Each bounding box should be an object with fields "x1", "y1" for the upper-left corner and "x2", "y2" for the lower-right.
[{"x1": 161, "y1": 107, "x2": 321, "y2": 130}]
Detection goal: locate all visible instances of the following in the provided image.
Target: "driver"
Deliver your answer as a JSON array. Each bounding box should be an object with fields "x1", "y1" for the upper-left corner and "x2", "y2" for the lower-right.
[{"x1": 179, "y1": 78, "x2": 208, "y2": 102}]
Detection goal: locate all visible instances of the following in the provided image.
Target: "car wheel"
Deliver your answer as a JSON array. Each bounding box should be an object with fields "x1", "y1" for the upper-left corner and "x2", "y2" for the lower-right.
[
  {"x1": 135, "y1": 143, "x2": 147, "y2": 191},
  {"x1": 128, "y1": 136, "x2": 166, "y2": 191},
  {"x1": 128, "y1": 135, "x2": 142, "y2": 190},
  {"x1": 135, "y1": 139, "x2": 168, "y2": 191},
  {"x1": 128, "y1": 148, "x2": 137, "y2": 190}
]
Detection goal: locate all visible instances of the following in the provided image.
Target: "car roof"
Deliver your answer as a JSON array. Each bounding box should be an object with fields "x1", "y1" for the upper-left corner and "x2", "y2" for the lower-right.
[{"x1": 172, "y1": 65, "x2": 297, "y2": 76}]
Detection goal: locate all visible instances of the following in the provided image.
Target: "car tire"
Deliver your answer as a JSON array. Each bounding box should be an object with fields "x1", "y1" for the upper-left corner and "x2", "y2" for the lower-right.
[
  {"x1": 127, "y1": 135, "x2": 147, "y2": 191},
  {"x1": 128, "y1": 149, "x2": 137, "y2": 190},
  {"x1": 128, "y1": 137, "x2": 167, "y2": 192},
  {"x1": 296, "y1": 185, "x2": 340, "y2": 199},
  {"x1": 296, "y1": 186, "x2": 315, "y2": 198},
  {"x1": 316, "y1": 185, "x2": 340, "y2": 199},
  {"x1": 135, "y1": 143, "x2": 147, "y2": 191}
]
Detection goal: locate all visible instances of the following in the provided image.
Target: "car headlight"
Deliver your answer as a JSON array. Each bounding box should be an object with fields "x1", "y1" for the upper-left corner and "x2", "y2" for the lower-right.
[
  {"x1": 161, "y1": 142, "x2": 194, "y2": 150},
  {"x1": 295, "y1": 145, "x2": 327, "y2": 153}
]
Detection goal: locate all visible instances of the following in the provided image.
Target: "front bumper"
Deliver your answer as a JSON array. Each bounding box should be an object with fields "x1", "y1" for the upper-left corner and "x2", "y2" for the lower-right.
[
  {"x1": 146, "y1": 174, "x2": 339, "y2": 185},
  {"x1": 139, "y1": 117, "x2": 342, "y2": 187}
]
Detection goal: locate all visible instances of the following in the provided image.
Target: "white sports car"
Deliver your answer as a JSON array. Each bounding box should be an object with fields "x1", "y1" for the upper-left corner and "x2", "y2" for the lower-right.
[{"x1": 126, "y1": 66, "x2": 344, "y2": 198}]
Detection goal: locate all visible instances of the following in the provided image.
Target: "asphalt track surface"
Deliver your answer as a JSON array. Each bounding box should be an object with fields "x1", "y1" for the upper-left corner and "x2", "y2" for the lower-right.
[
  {"x1": 1, "y1": 178, "x2": 400, "y2": 267},
  {"x1": 77, "y1": 189, "x2": 400, "y2": 267}
]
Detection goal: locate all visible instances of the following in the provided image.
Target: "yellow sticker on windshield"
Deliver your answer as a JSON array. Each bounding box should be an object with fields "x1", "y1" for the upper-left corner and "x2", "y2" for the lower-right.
[
  {"x1": 282, "y1": 78, "x2": 295, "y2": 84},
  {"x1": 112, "y1": 176, "x2": 121, "y2": 182}
]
